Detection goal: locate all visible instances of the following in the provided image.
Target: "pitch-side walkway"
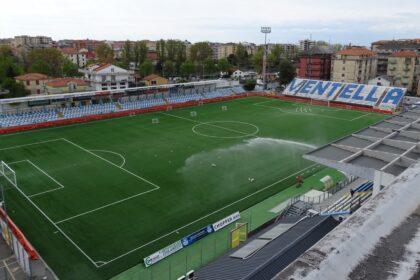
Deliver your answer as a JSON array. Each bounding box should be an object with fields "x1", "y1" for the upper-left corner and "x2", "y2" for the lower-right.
[{"x1": 0, "y1": 237, "x2": 55, "y2": 280}]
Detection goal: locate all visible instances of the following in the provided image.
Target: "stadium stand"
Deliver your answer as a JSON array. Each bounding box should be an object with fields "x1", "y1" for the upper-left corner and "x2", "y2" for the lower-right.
[
  {"x1": 320, "y1": 182, "x2": 373, "y2": 216},
  {"x1": 196, "y1": 216, "x2": 340, "y2": 280},
  {"x1": 0, "y1": 84, "x2": 244, "y2": 128},
  {"x1": 284, "y1": 78, "x2": 406, "y2": 111}
]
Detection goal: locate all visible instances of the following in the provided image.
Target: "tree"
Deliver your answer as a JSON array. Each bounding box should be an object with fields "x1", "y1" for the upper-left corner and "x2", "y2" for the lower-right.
[
  {"x1": 235, "y1": 44, "x2": 250, "y2": 69},
  {"x1": 62, "y1": 59, "x2": 82, "y2": 77},
  {"x1": 138, "y1": 60, "x2": 154, "y2": 77},
  {"x1": 0, "y1": 46, "x2": 28, "y2": 98},
  {"x1": 251, "y1": 48, "x2": 264, "y2": 73},
  {"x1": 204, "y1": 59, "x2": 217, "y2": 76},
  {"x1": 163, "y1": 60, "x2": 176, "y2": 77},
  {"x1": 180, "y1": 60, "x2": 195, "y2": 78},
  {"x1": 27, "y1": 48, "x2": 64, "y2": 76},
  {"x1": 189, "y1": 42, "x2": 213, "y2": 64},
  {"x1": 96, "y1": 43, "x2": 114, "y2": 64},
  {"x1": 121, "y1": 40, "x2": 132, "y2": 68},
  {"x1": 156, "y1": 39, "x2": 166, "y2": 62},
  {"x1": 217, "y1": 58, "x2": 231, "y2": 73},
  {"x1": 1, "y1": 78, "x2": 29, "y2": 98},
  {"x1": 268, "y1": 45, "x2": 284, "y2": 72},
  {"x1": 133, "y1": 41, "x2": 148, "y2": 68},
  {"x1": 278, "y1": 60, "x2": 296, "y2": 86},
  {"x1": 227, "y1": 54, "x2": 238, "y2": 67},
  {"x1": 243, "y1": 79, "x2": 256, "y2": 91}
]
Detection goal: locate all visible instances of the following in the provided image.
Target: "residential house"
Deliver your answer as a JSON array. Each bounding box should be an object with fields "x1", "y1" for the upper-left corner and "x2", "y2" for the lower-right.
[
  {"x1": 82, "y1": 64, "x2": 131, "y2": 91},
  {"x1": 45, "y1": 78, "x2": 88, "y2": 94},
  {"x1": 14, "y1": 73, "x2": 49, "y2": 95},
  {"x1": 387, "y1": 51, "x2": 420, "y2": 95},
  {"x1": 61, "y1": 48, "x2": 87, "y2": 68},
  {"x1": 331, "y1": 47, "x2": 377, "y2": 84},
  {"x1": 143, "y1": 74, "x2": 168, "y2": 86}
]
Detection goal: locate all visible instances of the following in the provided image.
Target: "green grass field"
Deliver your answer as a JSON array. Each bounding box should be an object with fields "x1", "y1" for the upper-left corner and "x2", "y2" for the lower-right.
[{"x1": 0, "y1": 96, "x2": 388, "y2": 279}]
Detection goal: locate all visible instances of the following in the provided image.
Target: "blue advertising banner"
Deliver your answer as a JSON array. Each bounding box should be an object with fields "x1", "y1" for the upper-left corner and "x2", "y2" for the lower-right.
[{"x1": 181, "y1": 224, "x2": 214, "y2": 247}]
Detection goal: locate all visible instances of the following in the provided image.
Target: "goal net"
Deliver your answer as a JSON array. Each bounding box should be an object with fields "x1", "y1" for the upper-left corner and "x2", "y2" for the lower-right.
[{"x1": 0, "y1": 161, "x2": 17, "y2": 188}]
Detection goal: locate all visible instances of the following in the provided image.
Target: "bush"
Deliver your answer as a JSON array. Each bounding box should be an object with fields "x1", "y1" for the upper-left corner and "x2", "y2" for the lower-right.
[{"x1": 243, "y1": 79, "x2": 256, "y2": 91}]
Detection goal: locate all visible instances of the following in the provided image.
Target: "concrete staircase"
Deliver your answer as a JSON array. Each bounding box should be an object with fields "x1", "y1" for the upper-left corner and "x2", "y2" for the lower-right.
[{"x1": 284, "y1": 200, "x2": 312, "y2": 216}]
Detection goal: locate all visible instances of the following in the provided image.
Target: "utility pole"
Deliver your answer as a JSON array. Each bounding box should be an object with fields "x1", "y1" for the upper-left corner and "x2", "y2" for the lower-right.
[{"x1": 261, "y1": 27, "x2": 271, "y2": 90}]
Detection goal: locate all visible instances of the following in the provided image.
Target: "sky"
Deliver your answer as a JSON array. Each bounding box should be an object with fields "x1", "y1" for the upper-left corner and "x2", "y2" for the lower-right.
[{"x1": 1, "y1": 0, "x2": 420, "y2": 46}]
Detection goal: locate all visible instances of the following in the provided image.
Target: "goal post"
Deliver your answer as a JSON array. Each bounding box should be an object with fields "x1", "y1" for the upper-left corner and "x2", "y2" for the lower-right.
[{"x1": 0, "y1": 161, "x2": 17, "y2": 188}]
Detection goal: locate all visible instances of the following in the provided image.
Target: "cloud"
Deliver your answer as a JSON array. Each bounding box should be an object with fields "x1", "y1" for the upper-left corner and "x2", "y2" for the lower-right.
[{"x1": 1, "y1": 0, "x2": 420, "y2": 44}]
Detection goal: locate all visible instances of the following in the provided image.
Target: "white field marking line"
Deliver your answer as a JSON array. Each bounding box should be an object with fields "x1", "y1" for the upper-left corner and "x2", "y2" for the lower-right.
[
  {"x1": 0, "y1": 96, "x2": 254, "y2": 139},
  {"x1": 96, "y1": 163, "x2": 319, "y2": 267},
  {"x1": 61, "y1": 138, "x2": 159, "y2": 189},
  {"x1": 161, "y1": 112, "x2": 257, "y2": 137},
  {"x1": 54, "y1": 138, "x2": 160, "y2": 224},
  {"x1": 54, "y1": 187, "x2": 159, "y2": 225},
  {"x1": 254, "y1": 103, "x2": 352, "y2": 121},
  {"x1": 4, "y1": 165, "x2": 100, "y2": 267},
  {"x1": 350, "y1": 113, "x2": 371, "y2": 121},
  {"x1": 7, "y1": 160, "x2": 65, "y2": 198},
  {"x1": 191, "y1": 121, "x2": 259, "y2": 139},
  {"x1": 0, "y1": 139, "x2": 62, "y2": 151},
  {"x1": 89, "y1": 149, "x2": 126, "y2": 168}
]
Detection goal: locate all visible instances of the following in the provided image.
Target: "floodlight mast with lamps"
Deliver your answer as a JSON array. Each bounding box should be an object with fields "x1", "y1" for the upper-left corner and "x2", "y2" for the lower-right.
[{"x1": 261, "y1": 27, "x2": 271, "y2": 90}]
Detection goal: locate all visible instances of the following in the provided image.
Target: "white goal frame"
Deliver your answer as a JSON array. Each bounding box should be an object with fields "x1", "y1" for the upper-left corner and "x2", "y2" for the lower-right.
[{"x1": 0, "y1": 161, "x2": 17, "y2": 188}]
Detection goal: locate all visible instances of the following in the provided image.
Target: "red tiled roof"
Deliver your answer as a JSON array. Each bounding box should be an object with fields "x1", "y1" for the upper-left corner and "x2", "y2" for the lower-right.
[
  {"x1": 92, "y1": 63, "x2": 112, "y2": 72},
  {"x1": 45, "y1": 78, "x2": 87, "y2": 87},
  {"x1": 61, "y1": 48, "x2": 79, "y2": 55},
  {"x1": 143, "y1": 74, "x2": 161, "y2": 81},
  {"x1": 336, "y1": 48, "x2": 376, "y2": 56},
  {"x1": 15, "y1": 73, "x2": 49, "y2": 81},
  {"x1": 389, "y1": 51, "x2": 418, "y2": 57}
]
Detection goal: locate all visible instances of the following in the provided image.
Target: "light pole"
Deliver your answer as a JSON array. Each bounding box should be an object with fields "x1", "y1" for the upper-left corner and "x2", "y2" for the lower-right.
[{"x1": 261, "y1": 26, "x2": 271, "y2": 90}]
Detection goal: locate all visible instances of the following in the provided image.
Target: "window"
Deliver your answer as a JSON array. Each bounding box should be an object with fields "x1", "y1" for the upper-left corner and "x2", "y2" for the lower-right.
[
  {"x1": 342, "y1": 67, "x2": 345, "y2": 71},
  {"x1": 151, "y1": 81, "x2": 157, "y2": 85},
  {"x1": 111, "y1": 68, "x2": 114, "y2": 73},
  {"x1": 341, "y1": 74, "x2": 345, "y2": 77},
  {"x1": 102, "y1": 76, "x2": 106, "y2": 82},
  {"x1": 111, "y1": 75, "x2": 116, "y2": 82},
  {"x1": 36, "y1": 89, "x2": 40, "y2": 94},
  {"x1": 36, "y1": 80, "x2": 39, "y2": 85},
  {"x1": 26, "y1": 81, "x2": 30, "y2": 86}
]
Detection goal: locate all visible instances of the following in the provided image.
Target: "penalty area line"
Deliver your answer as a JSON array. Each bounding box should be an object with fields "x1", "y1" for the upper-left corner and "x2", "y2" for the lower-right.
[{"x1": 95, "y1": 163, "x2": 319, "y2": 267}]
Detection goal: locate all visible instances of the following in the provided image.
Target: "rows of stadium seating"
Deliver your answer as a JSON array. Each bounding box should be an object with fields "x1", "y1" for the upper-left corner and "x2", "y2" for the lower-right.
[
  {"x1": 165, "y1": 93, "x2": 203, "y2": 103},
  {"x1": 0, "y1": 87, "x2": 245, "y2": 128},
  {"x1": 284, "y1": 79, "x2": 405, "y2": 110},
  {"x1": 320, "y1": 182, "x2": 373, "y2": 216},
  {"x1": 119, "y1": 97, "x2": 166, "y2": 111}
]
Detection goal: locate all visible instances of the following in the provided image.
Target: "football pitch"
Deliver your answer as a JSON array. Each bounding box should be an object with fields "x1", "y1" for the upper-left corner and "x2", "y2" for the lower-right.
[{"x1": 0, "y1": 96, "x2": 388, "y2": 279}]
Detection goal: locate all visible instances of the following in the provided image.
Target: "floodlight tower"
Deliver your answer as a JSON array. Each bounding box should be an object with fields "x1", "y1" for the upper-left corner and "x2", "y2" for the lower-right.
[{"x1": 261, "y1": 26, "x2": 271, "y2": 90}]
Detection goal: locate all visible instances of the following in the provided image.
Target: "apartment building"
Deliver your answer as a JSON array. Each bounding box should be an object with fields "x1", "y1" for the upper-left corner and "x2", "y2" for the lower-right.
[
  {"x1": 299, "y1": 39, "x2": 315, "y2": 52},
  {"x1": 331, "y1": 47, "x2": 377, "y2": 84},
  {"x1": 13, "y1": 35, "x2": 53, "y2": 51},
  {"x1": 298, "y1": 49, "x2": 333, "y2": 80},
  {"x1": 217, "y1": 43, "x2": 236, "y2": 60},
  {"x1": 371, "y1": 39, "x2": 420, "y2": 76},
  {"x1": 61, "y1": 48, "x2": 87, "y2": 68},
  {"x1": 387, "y1": 51, "x2": 420, "y2": 95}
]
